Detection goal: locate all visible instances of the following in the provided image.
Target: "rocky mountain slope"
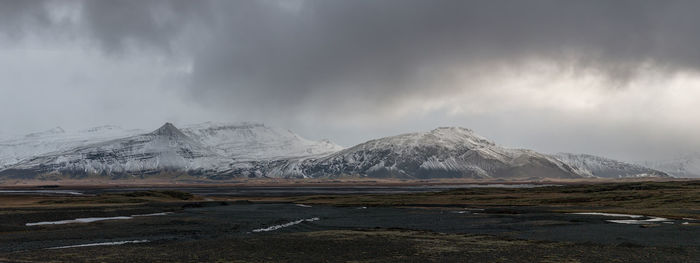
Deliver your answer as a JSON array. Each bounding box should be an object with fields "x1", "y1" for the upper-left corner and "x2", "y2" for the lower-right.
[
  {"x1": 554, "y1": 153, "x2": 670, "y2": 178},
  {"x1": 260, "y1": 127, "x2": 586, "y2": 179}
]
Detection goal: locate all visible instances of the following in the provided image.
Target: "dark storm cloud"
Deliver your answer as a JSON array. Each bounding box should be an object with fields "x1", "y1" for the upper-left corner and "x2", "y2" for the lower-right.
[
  {"x1": 181, "y1": 0, "x2": 700, "y2": 116},
  {"x1": 79, "y1": 0, "x2": 208, "y2": 53},
  {"x1": 0, "y1": 0, "x2": 52, "y2": 36}
]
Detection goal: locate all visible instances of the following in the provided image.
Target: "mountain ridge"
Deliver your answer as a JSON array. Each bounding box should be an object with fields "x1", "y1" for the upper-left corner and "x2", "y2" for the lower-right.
[{"x1": 0, "y1": 123, "x2": 674, "y2": 180}]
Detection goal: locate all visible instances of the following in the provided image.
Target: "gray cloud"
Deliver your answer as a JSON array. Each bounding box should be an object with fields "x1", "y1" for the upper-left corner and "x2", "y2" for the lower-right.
[
  {"x1": 79, "y1": 0, "x2": 208, "y2": 53},
  {"x1": 0, "y1": 0, "x2": 51, "y2": 37},
  {"x1": 182, "y1": 0, "x2": 700, "y2": 117}
]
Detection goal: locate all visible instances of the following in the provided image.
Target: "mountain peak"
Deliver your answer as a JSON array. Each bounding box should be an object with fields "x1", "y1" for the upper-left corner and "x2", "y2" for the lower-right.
[
  {"x1": 151, "y1": 122, "x2": 187, "y2": 137},
  {"x1": 425, "y1": 126, "x2": 494, "y2": 146}
]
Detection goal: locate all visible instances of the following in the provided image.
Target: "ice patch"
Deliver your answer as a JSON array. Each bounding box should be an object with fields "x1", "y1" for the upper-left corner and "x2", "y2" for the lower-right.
[
  {"x1": 26, "y1": 212, "x2": 171, "y2": 226},
  {"x1": 47, "y1": 240, "x2": 149, "y2": 249},
  {"x1": 569, "y1": 212, "x2": 674, "y2": 225},
  {"x1": 606, "y1": 217, "x2": 671, "y2": 225},
  {"x1": 569, "y1": 212, "x2": 643, "y2": 218},
  {"x1": 252, "y1": 217, "x2": 320, "y2": 233}
]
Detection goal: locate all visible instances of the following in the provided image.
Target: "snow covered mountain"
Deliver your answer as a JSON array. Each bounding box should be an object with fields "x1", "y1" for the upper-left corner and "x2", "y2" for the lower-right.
[
  {"x1": 1, "y1": 123, "x2": 227, "y2": 178},
  {"x1": 181, "y1": 122, "x2": 343, "y2": 161},
  {"x1": 261, "y1": 127, "x2": 586, "y2": 179},
  {"x1": 554, "y1": 153, "x2": 670, "y2": 178},
  {"x1": 0, "y1": 125, "x2": 144, "y2": 169},
  {"x1": 3, "y1": 124, "x2": 673, "y2": 180},
  {"x1": 640, "y1": 153, "x2": 700, "y2": 178},
  {"x1": 0, "y1": 122, "x2": 344, "y2": 179}
]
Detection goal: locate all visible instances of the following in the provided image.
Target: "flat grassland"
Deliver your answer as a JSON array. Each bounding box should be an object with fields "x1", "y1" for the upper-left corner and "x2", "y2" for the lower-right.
[{"x1": 268, "y1": 180, "x2": 700, "y2": 219}]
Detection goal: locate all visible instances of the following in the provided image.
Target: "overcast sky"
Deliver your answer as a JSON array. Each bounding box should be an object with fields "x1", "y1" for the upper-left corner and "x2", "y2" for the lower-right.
[{"x1": 2, "y1": 0, "x2": 700, "y2": 162}]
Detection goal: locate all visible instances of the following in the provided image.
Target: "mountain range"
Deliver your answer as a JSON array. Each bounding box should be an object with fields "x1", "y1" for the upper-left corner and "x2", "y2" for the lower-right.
[{"x1": 0, "y1": 122, "x2": 679, "y2": 180}]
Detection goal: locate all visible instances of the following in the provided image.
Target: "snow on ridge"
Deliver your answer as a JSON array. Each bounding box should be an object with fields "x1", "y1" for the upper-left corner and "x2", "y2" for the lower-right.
[
  {"x1": 181, "y1": 121, "x2": 344, "y2": 160},
  {"x1": 349, "y1": 127, "x2": 496, "y2": 153}
]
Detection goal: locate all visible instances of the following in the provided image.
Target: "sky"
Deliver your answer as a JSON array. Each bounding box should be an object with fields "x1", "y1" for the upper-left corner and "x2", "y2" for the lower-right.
[{"x1": 2, "y1": 0, "x2": 700, "y2": 162}]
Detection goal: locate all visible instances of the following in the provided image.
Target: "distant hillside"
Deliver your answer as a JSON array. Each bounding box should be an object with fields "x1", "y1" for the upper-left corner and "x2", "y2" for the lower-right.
[{"x1": 554, "y1": 153, "x2": 670, "y2": 178}]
